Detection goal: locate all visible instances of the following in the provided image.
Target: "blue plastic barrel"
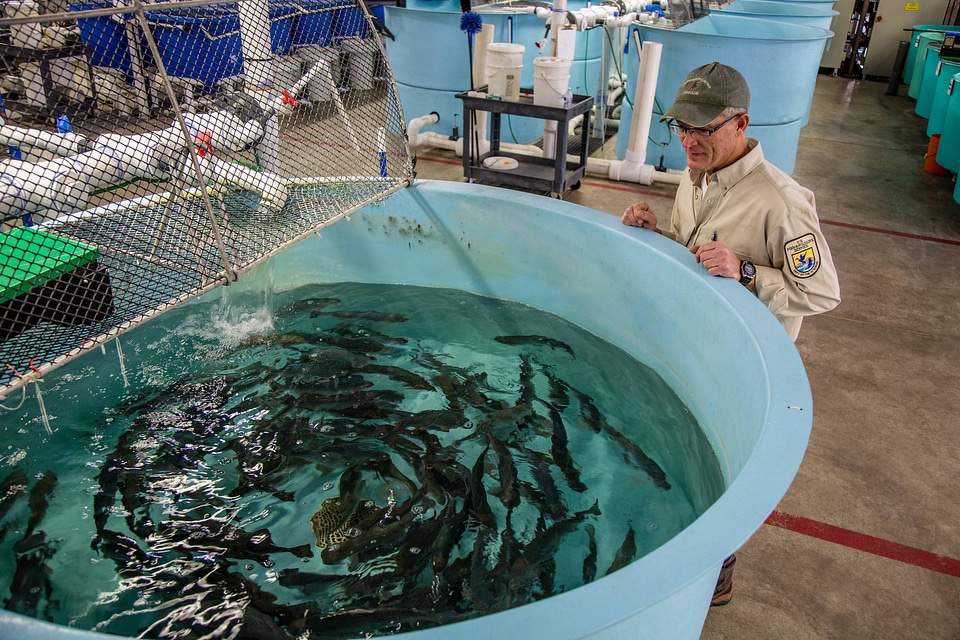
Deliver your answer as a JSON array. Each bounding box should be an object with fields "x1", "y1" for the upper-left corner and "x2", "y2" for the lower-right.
[
  {"x1": 69, "y1": 1, "x2": 154, "y2": 75},
  {"x1": 146, "y1": 4, "x2": 297, "y2": 88},
  {"x1": 916, "y1": 42, "x2": 944, "y2": 118},
  {"x1": 617, "y1": 16, "x2": 831, "y2": 174},
  {"x1": 717, "y1": 0, "x2": 838, "y2": 32},
  {"x1": 926, "y1": 57, "x2": 960, "y2": 136},
  {"x1": 936, "y1": 70, "x2": 960, "y2": 173},
  {"x1": 382, "y1": 7, "x2": 603, "y2": 145}
]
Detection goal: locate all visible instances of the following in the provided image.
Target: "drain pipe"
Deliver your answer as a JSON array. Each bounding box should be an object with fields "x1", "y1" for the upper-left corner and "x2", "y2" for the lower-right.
[{"x1": 598, "y1": 36, "x2": 677, "y2": 185}]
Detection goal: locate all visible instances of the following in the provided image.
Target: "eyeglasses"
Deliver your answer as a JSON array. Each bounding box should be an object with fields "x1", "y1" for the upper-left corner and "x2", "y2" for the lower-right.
[{"x1": 668, "y1": 113, "x2": 742, "y2": 139}]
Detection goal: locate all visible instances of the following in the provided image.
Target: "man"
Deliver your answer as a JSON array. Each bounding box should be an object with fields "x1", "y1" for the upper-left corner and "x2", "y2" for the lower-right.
[
  {"x1": 622, "y1": 62, "x2": 841, "y2": 604},
  {"x1": 622, "y1": 61, "x2": 840, "y2": 342}
]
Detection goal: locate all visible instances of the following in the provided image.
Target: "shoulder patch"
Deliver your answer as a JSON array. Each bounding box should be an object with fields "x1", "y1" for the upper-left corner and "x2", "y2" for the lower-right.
[{"x1": 784, "y1": 233, "x2": 821, "y2": 278}]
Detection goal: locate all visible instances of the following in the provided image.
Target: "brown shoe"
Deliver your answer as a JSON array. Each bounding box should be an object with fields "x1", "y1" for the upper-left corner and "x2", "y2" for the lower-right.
[{"x1": 711, "y1": 554, "x2": 736, "y2": 607}]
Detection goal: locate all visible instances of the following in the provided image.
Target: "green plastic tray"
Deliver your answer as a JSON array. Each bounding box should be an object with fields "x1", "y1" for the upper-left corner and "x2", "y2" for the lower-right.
[{"x1": 0, "y1": 227, "x2": 101, "y2": 304}]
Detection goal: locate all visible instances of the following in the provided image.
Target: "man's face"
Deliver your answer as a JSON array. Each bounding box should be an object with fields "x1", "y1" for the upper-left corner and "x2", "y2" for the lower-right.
[{"x1": 678, "y1": 112, "x2": 748, "y2": 174}]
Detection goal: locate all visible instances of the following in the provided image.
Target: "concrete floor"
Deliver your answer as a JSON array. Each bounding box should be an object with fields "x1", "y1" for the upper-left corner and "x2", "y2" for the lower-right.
[{"x1": 411, "y1": 75, "x2": 960, "y2": 639}]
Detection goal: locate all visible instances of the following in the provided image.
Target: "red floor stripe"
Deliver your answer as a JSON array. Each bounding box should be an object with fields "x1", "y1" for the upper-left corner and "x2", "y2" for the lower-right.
[
  {"x1": 819, "y1": 219, "x2": 960, "y2": 246},
  {"x1": 765, "y1": 510, "x2": 960, "y2": 578},
  {"x1": 579, "y1": 180, "x2": 676, "y2": 200}
]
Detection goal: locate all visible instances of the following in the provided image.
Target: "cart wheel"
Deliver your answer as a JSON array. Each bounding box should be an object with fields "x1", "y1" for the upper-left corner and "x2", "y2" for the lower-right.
[{"x1": 571, "y1": 181, "x2": 582, "y2": 190}]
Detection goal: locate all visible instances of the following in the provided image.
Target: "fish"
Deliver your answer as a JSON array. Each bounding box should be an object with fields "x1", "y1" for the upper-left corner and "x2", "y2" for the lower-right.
[
  {"x1": 468, "y1": 446, "x2": 497, "y2": 528},
  {"x1": 324, "y1": 310, "x2": 408, "y2": 323},
  {"x1": 275, "y1": 296, "x2": 341, "y2": 318},
  {"x1": 582, "y1": 523, "x2": 598, "y2": 584},
  {"x1": 539, "y1": 399, "x2": 587, "y2": 493},
  {"x1": 4, "y1": 532, "x2": 58, "y2": 619},
  {"x1": 605, "y1": 523, "x2": 638, "y2": 576},
  {"x1": 25, "y1": 470, "x2": 57, "y2": 537},
  {"x1": 516, "y1": 443, "x2": 566, "y2": 519},
  {"x1": 494, "y1": 334, "x2": 576, "y2": 358},
  {"x1": 158, "y1": 519, "x2": 313, "y2": 563},
  {"x1": 571, "y1": 388, "x2": 671, "y2": 490},
  {"x1": 517, "y1": 353, "x2": 536, "y2": 405},
  {"x1": 360, "y1": 364, "x2": 435, "y2": 391},
  {"x1": 488, "y1": 437, "x2": 520, "y2": 510},
  {"x1": 309, "y1": 496, "x2": 385, "y2": 548},
  {"x1": 0, "y1": 468, "x2": 28, "y2": 541}
]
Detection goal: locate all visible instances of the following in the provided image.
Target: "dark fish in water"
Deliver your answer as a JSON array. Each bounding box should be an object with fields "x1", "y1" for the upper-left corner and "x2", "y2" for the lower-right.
[
  {"x1": 25, "y1": 470, "x2": 57, "y2": 537},
  {"x1": 468, "y1": 446, "x2": 496, "y2": 528},
  {"x1": 605, "y1": 523, "x2": 638, "y2": 576},
  {"x1": 314, "y1": 329, "x2": 399, "y2": 354},
  {"x1": 97, "y1": 529, "x2": 153, "y2": 570},
  {"x1": 582, "y1": 523, "x2": 598, "y2": 584},
  {"x1": 5, "y1": 531, "x2": 58, "y2": 619},
  {"x1": 571, "y1": 387, "x2": 671, "y2": 490},
  {"x1": 539, "y1": 399, "x2": 587, "y2": 493},
  {"x1": 158, "y1": 519, "x2": 313, "y2": 563},
  {"x1": 495, "y1": 334, "x2": 576, "y2": 358},
  {"x1": 309, "y1": 496, "x2": 385, "y2": 548},
  {"x1": 488, "y1": 437, "x2": 520, "y2": 510},
  {"x1": 324, "y1": 310, "x2": 408, "y2": 323},
  {"x1": 239, "y1": 332, "x2": 313, "y2": 348},
  {"x1": 274, "y1": 297, "x2": 340, "y2": 318},
  {"x1": 517, "y1": 443, "x2": 566, "y2": 519},
  {"x1": 0, "y1": 468, "x2": 28, "y2": 538},
  {"x1": 360, "y1": 364, "x2": 435, "y2": 391},
  {"x1": 518, "y1": 353, "x2": 536, "y2": 405}
]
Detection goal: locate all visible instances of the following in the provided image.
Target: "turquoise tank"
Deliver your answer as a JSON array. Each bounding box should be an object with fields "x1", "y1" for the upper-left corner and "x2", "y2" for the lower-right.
[
  {"x1": 0, "y1": 180, "x2": 815, "y2": 640},
  {"x1": 936, "y1": 71, "x2": 960, "y2": 173},
  {"x1": 916, "y1": 42, "x2": 945, "y2": 118},
  {"x1": 908, "y1": 32, "x2": 946, "y2": 99},
  {"x1": 615, "y1": 15, "x2": 832, "y2": 174},
  {"x1": 905, "y1": 24, "x2": 954, "y2": 85},
  {"x1": 926, "y1": 57, "x2": 960, "y2": 136},
  {"x1": 383, "y1": 7, "x2": 603, "y2": 144}
]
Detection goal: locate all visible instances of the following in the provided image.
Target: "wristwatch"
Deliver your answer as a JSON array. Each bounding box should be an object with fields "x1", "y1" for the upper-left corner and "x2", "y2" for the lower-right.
[{"x1": 739, "y1": 260, "x2": 756, "y2": 286}]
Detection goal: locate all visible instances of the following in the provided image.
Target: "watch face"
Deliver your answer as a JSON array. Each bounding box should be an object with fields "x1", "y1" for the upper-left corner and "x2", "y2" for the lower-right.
[{"x1": 743, "y1": 262, "x2": 756, "y2": 277}]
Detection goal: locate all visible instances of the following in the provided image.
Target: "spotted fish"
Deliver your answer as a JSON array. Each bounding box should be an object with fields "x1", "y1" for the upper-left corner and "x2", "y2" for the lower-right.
[{"x1": 309, "y1": 497, "x2": 384, "y2": 548}]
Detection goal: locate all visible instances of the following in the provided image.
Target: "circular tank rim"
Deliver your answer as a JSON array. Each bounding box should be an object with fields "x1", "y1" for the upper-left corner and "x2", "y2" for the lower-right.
[
  {"x1": 718, "y1": 0, "x2": 839, "y2": 18},
  {"x1": 0, "y1": 180, "x2": 813, "y2": 640},
  {"x1": 681, "y1": 12, "x2": 833, "y2": 39}
]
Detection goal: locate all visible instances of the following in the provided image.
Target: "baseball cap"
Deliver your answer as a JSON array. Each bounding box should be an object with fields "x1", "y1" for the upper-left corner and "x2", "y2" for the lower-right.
[{"x1": 660, "y1": 62, "x2": 751, "y2": 127}]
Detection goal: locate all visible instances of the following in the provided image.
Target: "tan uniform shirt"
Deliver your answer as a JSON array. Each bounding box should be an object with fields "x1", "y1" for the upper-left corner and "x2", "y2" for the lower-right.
[{"x1": 668, "y1": 139, "x2": 841, "y2": 340}]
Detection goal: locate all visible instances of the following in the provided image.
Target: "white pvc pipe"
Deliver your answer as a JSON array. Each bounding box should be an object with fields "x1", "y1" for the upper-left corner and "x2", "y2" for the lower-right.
[
  {"x1": 0, "y1": 125, "x2": 86, "y2": 156},
  {"x1": 626, "y1": 38, "x2": 662, "y2": 165},
  {"x1": 238, "y1": 0, "x2": 278, "y2": 172}
]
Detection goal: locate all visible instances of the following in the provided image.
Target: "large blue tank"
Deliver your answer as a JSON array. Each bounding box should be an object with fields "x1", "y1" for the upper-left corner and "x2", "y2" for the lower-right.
[
  {"x1": 926, "y1": 58, "x2": 960, "y2": 136},
  {"x1": 936, "y1": 70, "x2": 960, "y2": 173},
  {"x1": 905, "y1": 24, "x2": 954, "y2": 85},
  {"x1": 383, "y1": 7, "x2": 603, "y2": 144},
  {"x1": 0, "y1": 180, "x2": 814, "y2": 640},
  {"x1": 615, "y1": 15, "x2": 831, "y2": 174}
]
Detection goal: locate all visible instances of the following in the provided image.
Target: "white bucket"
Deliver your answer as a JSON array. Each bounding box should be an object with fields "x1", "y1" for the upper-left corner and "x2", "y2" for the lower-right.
[
  {"x1": 296, "y1": 45, "x2": 339, "y2": 102},
  {"x1": 341, "y1": 37, "x2": 378, "y2": 91},
  {"x1": 4, "y1": 0, "x2": 43, "y2": 50},
  {"x1": 485, "y1": 42, "x2": 524, "y2": 102},
  {"x1": 533, "y1": 56, "x2": 572, "y2": 108}
]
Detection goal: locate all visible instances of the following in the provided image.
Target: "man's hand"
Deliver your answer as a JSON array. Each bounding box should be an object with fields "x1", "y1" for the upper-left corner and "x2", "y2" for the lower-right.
[
  {"x1": 690, "y1": 240, "x2": 741, "y2": 280},
  {"x1": 621, "y1": 202, "x2": 658, "y2": 231}
]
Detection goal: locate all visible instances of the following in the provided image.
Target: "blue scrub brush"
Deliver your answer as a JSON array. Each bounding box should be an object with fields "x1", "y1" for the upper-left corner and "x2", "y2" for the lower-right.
[{"x1": 460, "y1": 10, "x2": 483, "y2": 90}]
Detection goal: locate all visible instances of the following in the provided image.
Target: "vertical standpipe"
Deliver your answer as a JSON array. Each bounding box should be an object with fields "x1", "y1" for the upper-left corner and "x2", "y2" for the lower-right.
[
  {"x1": 626, "y1": 35, "x2": 661, "y2": 166},
  {"x1": 237, "y1": 0, "x2": 279, "y2": 172}
]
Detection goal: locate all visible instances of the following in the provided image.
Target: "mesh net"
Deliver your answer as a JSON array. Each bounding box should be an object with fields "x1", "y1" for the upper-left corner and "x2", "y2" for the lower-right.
[{"x1": 0, "y1": 0, "x2": 413, "y2": 396}]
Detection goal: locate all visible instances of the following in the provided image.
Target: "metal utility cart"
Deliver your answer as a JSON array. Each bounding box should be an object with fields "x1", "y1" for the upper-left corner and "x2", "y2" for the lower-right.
[{"x1": 456, "y1": 88, "x2": 593, "y2": 198}]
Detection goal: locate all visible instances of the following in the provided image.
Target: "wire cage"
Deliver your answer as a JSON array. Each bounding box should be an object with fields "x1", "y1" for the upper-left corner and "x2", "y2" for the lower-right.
[{"x1": 0, "y1": 0, "x2": 414, "y2": 397}]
